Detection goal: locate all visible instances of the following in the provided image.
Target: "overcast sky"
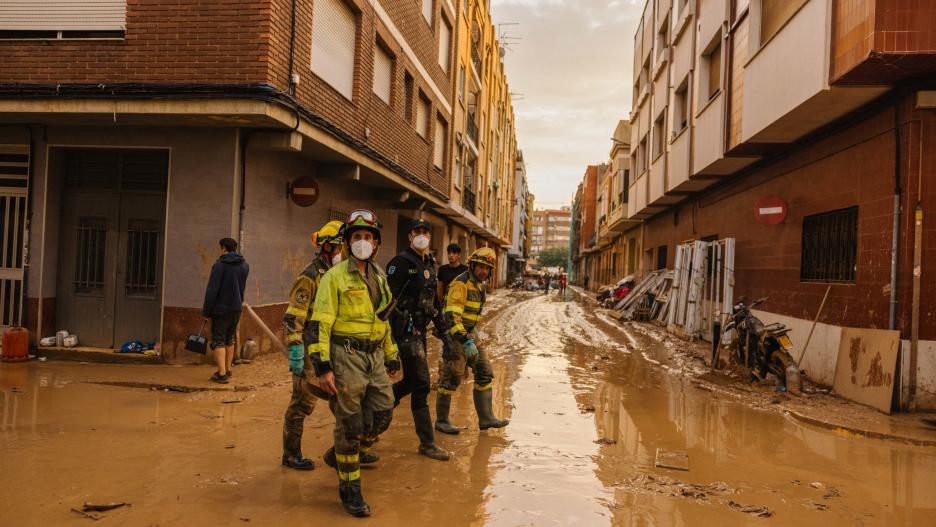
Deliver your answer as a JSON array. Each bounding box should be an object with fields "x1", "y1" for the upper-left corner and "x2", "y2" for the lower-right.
[{"x1": 490, "y1": 0, "x2": 642, "y2": 209}]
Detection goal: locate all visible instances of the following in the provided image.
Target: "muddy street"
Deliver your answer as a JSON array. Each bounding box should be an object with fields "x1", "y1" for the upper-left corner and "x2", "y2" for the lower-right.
[{"x1": 2, "y1": 292, "x2": 935, "y2": 526}]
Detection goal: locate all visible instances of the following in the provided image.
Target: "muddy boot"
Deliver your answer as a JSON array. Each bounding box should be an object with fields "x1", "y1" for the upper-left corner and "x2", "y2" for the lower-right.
[
  {"x1": 413, "y1": 407, "x2": 450, "y2": 461},
  {"x1": 282, "y1": 418, "x2": 314, "y2": 470},
  {"x1": 434, "y1": 393, "x2": 460, "y2": 435},
  {"x1": 338, "y1": 480, "x2": 371, "y2": 517},
  {"x1": 473, "y1": 388, "x2": 509, "y2": 430},
  {"x1": 325, "y1": 447, "x2": 378, "y2": 469}
]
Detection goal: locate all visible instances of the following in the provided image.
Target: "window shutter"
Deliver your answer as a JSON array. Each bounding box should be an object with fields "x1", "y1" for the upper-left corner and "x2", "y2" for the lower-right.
[
  {"x1": 372, "y1": 45, "x2": 392, "y2": 104},
  {"x1": 422, "y1": 0, "x2": 433, "y2": 24},
  {"x1": 438, "y1": 20, "x2": 451, "y2": 73},
  {"x1": 416, "y1": 95, "x2": 429, "y2": 137},
  {"x1": 434, "y1": 117, "x2": 446, "y2": 168},
  {"x1": 0, "y1": 0, "x2": 126, "y2": 31},
  {"x1": 311, "y1": 0, "x2": 357, "y2": 100}
]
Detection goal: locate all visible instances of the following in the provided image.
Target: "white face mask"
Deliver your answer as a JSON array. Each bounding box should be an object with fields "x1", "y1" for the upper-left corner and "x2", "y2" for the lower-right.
[
  {"x1": 412, "y1": 234, "x2": 430, "y2": 251},
  {"x1": 331, "y1": 251, "x2": 343, "y2": 266},
  {"x1": 351, "y1": 240, "x2": 374, "y2": 261}
]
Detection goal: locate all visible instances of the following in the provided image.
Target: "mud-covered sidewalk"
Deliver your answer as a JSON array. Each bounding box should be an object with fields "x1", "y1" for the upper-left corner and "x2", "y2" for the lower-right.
[{"x1": 2, "y1": 291, "x2": 934, "y2": 526}]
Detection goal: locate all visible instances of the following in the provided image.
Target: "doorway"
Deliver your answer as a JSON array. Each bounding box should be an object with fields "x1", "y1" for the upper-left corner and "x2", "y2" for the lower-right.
[
  {"x1": 54, "y1": 148, "x2": 168, "y2": 348},
  {"x1": 0, "y1": 145, "x2": 28, "y2": 331}
]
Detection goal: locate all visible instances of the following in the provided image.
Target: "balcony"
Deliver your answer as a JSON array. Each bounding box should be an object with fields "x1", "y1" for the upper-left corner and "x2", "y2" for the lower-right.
[
  {"x1": 463, "y1": 189, "x2": 476, "y2": 213},
  {"x1": 471, "y1": 45, "x2": 483, "y2": 78},
  {"x1": 466, "y1": 113, "x2": 479, "y2": 146}
]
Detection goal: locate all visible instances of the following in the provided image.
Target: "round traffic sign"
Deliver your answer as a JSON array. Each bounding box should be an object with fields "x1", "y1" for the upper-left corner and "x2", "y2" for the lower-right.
[
  {"x1": 754, "y1": 195, "x2": 787, "y2": 225},
  {"x1": 290, "y1": 176, "x2": 319, "y2": 207}
]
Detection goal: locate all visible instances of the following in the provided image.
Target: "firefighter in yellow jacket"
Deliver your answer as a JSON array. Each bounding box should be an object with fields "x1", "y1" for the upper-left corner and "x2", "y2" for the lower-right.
[
  {"x1": 435, "y1": 247, "x2": 509, "y2": 435},
  {"x1": 280, "y1": 220, "x2": 344, "y2": 470},
  {"x1": 309, "y1": 209, "x2": 400, "y2": 517}
]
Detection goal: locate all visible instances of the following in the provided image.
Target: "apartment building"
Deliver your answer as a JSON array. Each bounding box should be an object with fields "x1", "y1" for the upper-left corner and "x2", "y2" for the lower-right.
[
  {"x1": 531, "y1": 207, "x2": 571, "y2": 259},
  {"x1": 628, "y1": 0, "x2": 936, "y2": 408},
  {"x1": 444, "y1": 0, "x2": 520, "y2": 286},
  {"x1": 571, "y1": 165, "x2": 603, "y2": 285},
  {"x1": 594, "y1": 120, "x2": 640, "y2": 287},
  {"x1": 0, "y1": 0, "x2": 521, "y2": 362},
  {"x1": 508, "y1": 150, "x2": 531, "y2": 279}
]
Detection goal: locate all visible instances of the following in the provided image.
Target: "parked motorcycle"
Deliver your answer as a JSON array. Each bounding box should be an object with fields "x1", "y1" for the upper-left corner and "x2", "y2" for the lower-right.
[{"x1": 721, "y1": 297, "x2": 802, "y2": 394}]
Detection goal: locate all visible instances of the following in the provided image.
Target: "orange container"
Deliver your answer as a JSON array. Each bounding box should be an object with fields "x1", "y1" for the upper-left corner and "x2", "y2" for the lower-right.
[{"x1": 2, "y1": 327, "x2": 29, "y2": 362}]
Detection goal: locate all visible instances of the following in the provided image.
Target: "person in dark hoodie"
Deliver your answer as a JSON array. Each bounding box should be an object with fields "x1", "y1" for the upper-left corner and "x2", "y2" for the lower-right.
[{"x1": 203, "y1": 238, "x2": 249, "y2": 383}]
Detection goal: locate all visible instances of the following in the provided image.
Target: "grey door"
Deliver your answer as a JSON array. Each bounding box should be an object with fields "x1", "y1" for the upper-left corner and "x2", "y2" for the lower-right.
[{"x1": 56, "y1": 149, "x2": 167, "y2": 348}]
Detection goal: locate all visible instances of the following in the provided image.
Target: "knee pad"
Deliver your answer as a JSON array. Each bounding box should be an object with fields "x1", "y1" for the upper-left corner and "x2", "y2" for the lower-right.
[
  {"x1": 340, "y1": 412, "x2": 364, "y2": 441},
  {"x1": 371, "y1": 409, "x2": 393, "y2": 435}
]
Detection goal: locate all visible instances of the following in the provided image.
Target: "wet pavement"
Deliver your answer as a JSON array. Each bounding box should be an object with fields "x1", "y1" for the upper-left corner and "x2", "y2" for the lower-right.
[{"x1": 2, "y1": 291, "x2": 935, "y2": 526}]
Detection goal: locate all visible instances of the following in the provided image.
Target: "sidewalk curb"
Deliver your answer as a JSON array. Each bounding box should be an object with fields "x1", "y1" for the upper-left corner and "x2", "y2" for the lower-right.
[{"x1": 785, "y1": 409, "x2": 936, "y2": 447}]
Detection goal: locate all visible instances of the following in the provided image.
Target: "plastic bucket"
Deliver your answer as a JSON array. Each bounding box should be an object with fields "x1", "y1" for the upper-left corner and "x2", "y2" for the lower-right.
[{"x1": 2, "y1": 327, "x2": 29, "y2": 362}]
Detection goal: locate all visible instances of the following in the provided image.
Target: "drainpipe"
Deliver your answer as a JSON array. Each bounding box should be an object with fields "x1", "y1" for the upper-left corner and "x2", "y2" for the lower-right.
[
  {"x1": 909, "y1": 121, "x2": 924, "y2": 408},
  {"x1": 889, "y1": 103, "x2": 901, "y2": 332},
  {"x1": 287, "y1": 0, "x2": 297, "y2": 96}
]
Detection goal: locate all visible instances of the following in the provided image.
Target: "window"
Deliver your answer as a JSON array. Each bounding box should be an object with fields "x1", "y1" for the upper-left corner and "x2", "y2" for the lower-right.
[
  {"x1": 656, "y1": 15, "x2": 670, "y2": 62},
  {"x1": 656, "y1": 245, "x2": 668, "y2": 270},
  {"x1": 75, "y1": 217, "x2": 107, "y2": 295},
  {"x1": 674, "y1": 78, "x2": 689, "y2": 132},
  {"x1": 311, "y1": 0, "x2": 357, "y2": 100},
  {"x1": 438, "y1": 18, "x2": 452, "y2": 73},
  {"x1": 458, "y1": 64, "x2": 466, "y2": 100},
  {"x1": 622, "y1": 170, "x2": 630, "y2": 203},
  {"x1": 404, "y1": 73, "x2": 414, "y2": 121},
  {"x1": 0, "y1": 0, "x2": 126, "y2": 38},
  {"x1": 760, "y1": 0, "x2": 808, "y2": 45},
  {"x1": 801, "y1": 207, "x2": 858, "y2": 283},
  {"x1": 702, "y1": 36, "x2": 722, "y2": 102},
  {"x1": 372, "y1": 43, "x2": 393, "y2": 104},
  {"x1": 637, "y1": 136, "x2": 648, "y2": 174},
  {"x1": 652, "y1": 110, "x2": 666, "y2": 159},
  {"x1": 422, "y1": 0, "x2": 433, "y2": 24},
  {"x1": 416, "y1": 92, "x2": 430, "y2": 138},
  {"x1": 433, "y1": 116, "x2": 447, "y2": 168}
]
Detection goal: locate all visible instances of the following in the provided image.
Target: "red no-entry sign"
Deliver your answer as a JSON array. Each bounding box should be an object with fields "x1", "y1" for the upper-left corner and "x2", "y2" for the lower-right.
[
  {"x1": 290, "y1": 176, "x2": 319, "y2": 207},
  {"x1": 755, "y1": 195, "x2": 787, "y2": 225}
]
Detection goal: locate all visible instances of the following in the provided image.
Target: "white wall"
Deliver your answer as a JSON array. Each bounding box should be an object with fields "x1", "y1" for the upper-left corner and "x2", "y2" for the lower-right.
[
  {"x1": 741, "y1": 0, "x2": 831, "y2": 143},
  {"x1": 751, "y1": 308, "x2": 841, "y2": 387}
]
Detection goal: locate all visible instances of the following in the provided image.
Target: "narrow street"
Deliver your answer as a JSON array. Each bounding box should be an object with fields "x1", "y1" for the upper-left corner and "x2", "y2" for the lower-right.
[{"x1": 2, "y1": 292, "x2": 934, "y2": 526}]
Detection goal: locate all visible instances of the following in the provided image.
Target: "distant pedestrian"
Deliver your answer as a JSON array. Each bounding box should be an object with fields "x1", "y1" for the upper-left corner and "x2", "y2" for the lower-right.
[
  {"x1": 202, "y1": 238, "x2": 249, "y2": 384},
  {"x1": 559, "y1": 274, "x2": 567, "y2": 296},
  {"x1": 544, "y1": 274, "x2": 551, "y2": 294},
  {"x1": 583, "y1": 275, "x2": 590, "y2": 290}
]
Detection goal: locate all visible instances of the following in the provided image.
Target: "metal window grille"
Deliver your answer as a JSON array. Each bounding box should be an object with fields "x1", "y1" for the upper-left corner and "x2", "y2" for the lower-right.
[
  {"x1": 328, "y1": 208, "x2": 347, "y2": 222},
  {"x1": 801, "y1": 206, "x2": 858, "y2": 283},
  {"x1": 125, "y1": 219, "x2": 159, "y2": 296},
  {"x1": 75, "y1": 217, "x2": 107, "y2": 294}
]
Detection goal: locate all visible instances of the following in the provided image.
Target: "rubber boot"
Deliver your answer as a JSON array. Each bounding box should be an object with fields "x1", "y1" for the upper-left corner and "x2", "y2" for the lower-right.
[
  {"x1": 473, "y1": 388, "x2": 509, "y2": 430},
  {"x1": 434, "y1": 393, "x2": 460, "y2": 435},
  {"x1": 282, "y1": 418, "x2": 315, "y2": 470},
  {"x1": 413, "y1": 407, "x2": 450, "y2": 461},
  {"x1": 324, "y1": 446, "x2": 379, "y2": 468},
  {"x1": 338, "y1": 480, "x2": 371, "y2": 517}
]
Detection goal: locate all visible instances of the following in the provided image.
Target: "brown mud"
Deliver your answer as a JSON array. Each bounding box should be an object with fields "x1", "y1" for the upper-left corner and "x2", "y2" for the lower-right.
[{"x1": 1, "y1": 292, "x2": 934, "y2": 526}]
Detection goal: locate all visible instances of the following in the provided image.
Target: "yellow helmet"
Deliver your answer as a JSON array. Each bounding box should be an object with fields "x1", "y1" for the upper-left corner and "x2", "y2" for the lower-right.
[
  {"x1": 311, "y1": 220, "x2": 344, "y2": 248},
  {"x1": 468, "y1": 247, "x2": 497, "y2": 269}
]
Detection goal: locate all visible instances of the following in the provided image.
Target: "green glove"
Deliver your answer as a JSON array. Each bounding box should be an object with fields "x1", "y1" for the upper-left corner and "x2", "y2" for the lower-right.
[
  {"x1": 288, "y1": 343, "x2": 304, "y2": 375},
  {"x1": 462, "y1": 339, "x2": 479, "y2": 361}
]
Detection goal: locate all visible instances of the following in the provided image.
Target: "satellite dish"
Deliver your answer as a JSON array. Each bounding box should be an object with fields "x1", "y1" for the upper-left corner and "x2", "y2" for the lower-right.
[{"x1": 499, "y1": 48, "x2": 506, "y2": 58}]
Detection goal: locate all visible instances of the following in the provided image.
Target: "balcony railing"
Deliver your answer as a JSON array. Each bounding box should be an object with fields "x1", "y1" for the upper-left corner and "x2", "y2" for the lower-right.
[
  {"x1": 471, "y1": 45, "x2": 483, "y2": 76},
  {"x1": 463, "y1": 189, "x2": 476, "y2": 213},
  {"x1": 466, "y1": 113, "x2": 479, "y2": 145}
]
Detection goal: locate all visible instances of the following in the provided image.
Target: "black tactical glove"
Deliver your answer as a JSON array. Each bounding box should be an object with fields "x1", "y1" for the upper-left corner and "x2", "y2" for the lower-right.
[{"x1": 385, "y1": 359, "x2": 402, "y2": 375}]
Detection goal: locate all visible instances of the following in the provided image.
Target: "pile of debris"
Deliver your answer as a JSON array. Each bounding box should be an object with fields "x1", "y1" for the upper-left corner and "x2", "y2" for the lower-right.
[{"x1": 607, "y1": 238, "x2": 736, "y2": 343}]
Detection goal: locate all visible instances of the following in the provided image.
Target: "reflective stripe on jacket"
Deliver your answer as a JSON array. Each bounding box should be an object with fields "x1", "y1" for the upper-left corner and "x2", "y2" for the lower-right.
[
  {"x1": 310, "y1": 259, "x2": 398, "y2": 363},
  {"x1": 283, "y1": 258, "x2": 329, "y2": 351},
  {"x1": 443, "y1": 270, "x2": 486, "y2": 339}
]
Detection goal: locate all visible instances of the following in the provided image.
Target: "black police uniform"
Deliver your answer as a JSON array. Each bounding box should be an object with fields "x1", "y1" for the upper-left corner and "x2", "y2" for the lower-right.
[{"x1": 386, "y1": 246, "x2": 448, "y2": 411}]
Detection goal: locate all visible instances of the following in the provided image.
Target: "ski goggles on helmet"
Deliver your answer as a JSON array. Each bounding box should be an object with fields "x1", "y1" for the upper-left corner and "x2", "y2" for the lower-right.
[{"x1": 346, "y1": 209, "x2": 378, "y2": 228}]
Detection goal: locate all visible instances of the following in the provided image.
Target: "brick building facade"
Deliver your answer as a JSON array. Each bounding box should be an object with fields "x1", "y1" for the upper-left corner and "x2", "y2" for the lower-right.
[
  {"x1": 627, "y1": 0, "x2": 936, "y2": 408},
  {"x1": 0, "y1": 0, "x2": 520, "y2": 363}
]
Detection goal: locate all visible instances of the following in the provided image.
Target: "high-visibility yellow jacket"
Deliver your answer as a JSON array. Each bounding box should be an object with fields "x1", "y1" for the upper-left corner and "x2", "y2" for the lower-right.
[
  {"x1": 283, "y1": 257, "x2": 329, "y2": 352},
  {"x1": 443, "y1": 270, "x2": 486, "y2": 340},
  {"x1": 310, "y1": 259, "x2": 398, "y2": 364}
]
